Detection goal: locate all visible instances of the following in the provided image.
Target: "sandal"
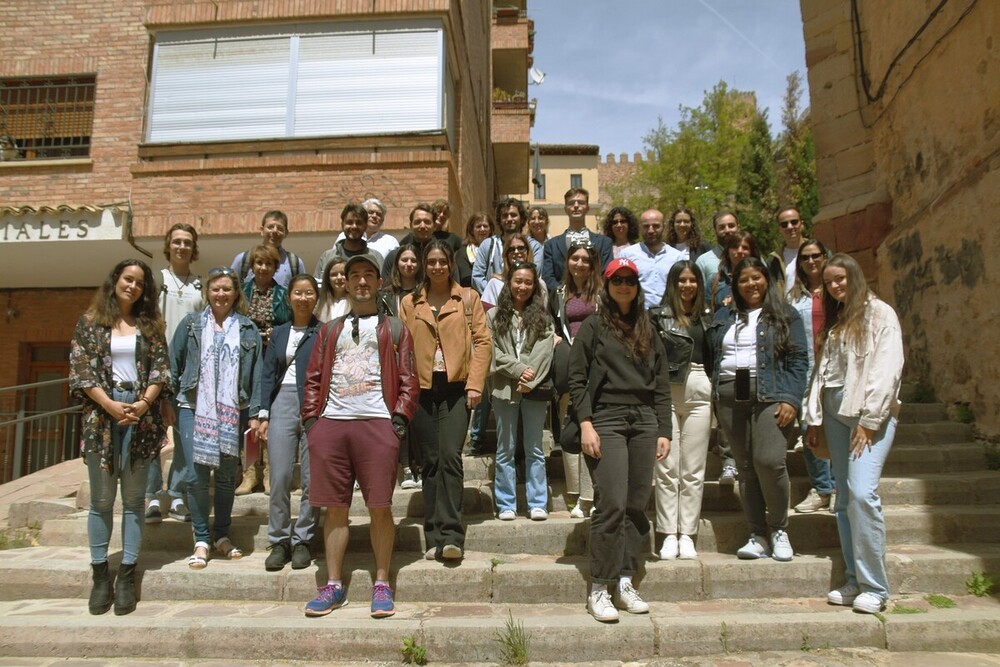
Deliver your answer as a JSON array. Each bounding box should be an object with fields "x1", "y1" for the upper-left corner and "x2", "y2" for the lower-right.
[
  {"x1": 214, "y1": 537, "x2": 243, "y2": 560},
  {"x1": 188, "y1": 541, "x2": 209, "y2": 569}
]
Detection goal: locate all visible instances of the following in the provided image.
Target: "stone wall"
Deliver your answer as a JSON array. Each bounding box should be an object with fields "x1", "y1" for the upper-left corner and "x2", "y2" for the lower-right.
[{"x1": 801, "y1": 0, "x2": 999, "y2": 433}]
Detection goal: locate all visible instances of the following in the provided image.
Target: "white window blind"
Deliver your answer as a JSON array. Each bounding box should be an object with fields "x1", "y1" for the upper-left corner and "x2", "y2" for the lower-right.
[{"x1": 147, "y1": 25, "x2": 444, "y2": 143}]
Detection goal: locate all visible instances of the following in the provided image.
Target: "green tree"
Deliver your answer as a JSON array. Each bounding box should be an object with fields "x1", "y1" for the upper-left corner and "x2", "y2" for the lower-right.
[
  {"x1": 735, "y1": 109, "x2": 778, "y2": 251},
  {"x1": 776, "y1": 71, "x2": 818, "y2": 231}
]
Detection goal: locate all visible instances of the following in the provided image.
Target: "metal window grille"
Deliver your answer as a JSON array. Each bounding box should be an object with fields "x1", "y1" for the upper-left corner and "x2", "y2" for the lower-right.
[{"x1": 0, "y1": 75, "x2": 96, "y2": 161}]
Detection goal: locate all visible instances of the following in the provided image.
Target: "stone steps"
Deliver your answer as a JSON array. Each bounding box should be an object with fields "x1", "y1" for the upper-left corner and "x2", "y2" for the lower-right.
[
  {"x1": 1, "y1": 595, "x2": 998, "y2": 663},
  {"x1": 4, "y1": 544, "x2": 1000, "y2": 604}
]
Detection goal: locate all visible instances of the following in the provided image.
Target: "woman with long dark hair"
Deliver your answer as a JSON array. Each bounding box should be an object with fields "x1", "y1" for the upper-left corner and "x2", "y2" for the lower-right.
[
  {"x1": 602, "y1": 206, "x2": 639, "y2": 258},
  {"x1": 70, "y1": 259, "x2": 170, "y2": 616},
  {"x1": 804, "y1": 253, "x2": 904, "y2": 614},
  {"x1": 708, "y1": 256, "x2": 808, "y2": 562},
  {"x1": 400, "y1": 240, "x2": 492, "y2": 561},
  {"x1": 650, "y1": 261, "x2": 714, "y2": 560},
  {"x1": 379, "y1": 244, "x2": 421, "y2": 318},
  {"x1": 788, "y1": 239, "x2": 835, "y2": 514},
  {"x1": 171, "y1": 267, "x2": 263, "y2": 570},
  {"x1": 569, "y1": 258, "x2": 671, "y2": 623},
  {"x1": 667, "y1": 208, "x2": 712, "y2": 262},
  {"x1": 549, "y1": 240, "x2": 601, "y2": 518},
  {"x1": 488, "y1": 261, "x2": 554, "y2": 521}
]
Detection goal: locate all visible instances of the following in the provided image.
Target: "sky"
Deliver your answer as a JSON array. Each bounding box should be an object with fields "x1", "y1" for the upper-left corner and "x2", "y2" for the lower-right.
[{"x1": 527, "y1": 0, "x2": 809, "y2": 156}]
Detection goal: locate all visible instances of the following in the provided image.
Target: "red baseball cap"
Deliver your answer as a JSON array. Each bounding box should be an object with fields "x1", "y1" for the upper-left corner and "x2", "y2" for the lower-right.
[{"x1": 603, "y1": 257, "x2": 639, "y2": 280}]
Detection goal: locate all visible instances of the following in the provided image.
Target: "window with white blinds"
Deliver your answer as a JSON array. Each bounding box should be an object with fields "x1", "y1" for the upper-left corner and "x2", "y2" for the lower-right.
[{"x1": 147, "y1": 24, "x2": 445, "y2": 143}]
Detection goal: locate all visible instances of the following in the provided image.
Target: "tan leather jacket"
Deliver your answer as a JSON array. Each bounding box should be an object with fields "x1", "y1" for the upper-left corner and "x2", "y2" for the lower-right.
[{"x1": 400, "y1": 284, "x2": 493, "y2": 393}]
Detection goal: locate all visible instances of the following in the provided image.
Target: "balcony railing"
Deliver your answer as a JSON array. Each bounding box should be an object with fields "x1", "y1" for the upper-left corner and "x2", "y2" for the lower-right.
[
  {"x1": 0, "y1": 75, "x2": 95, "y2": 161},
  {"x1": 0, "y1": 378, "x2": 82, "y2": 484}
]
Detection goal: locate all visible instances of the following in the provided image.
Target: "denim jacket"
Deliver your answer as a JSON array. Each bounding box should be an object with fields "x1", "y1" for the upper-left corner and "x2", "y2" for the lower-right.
[
  {"x1": 649, "y1": 305, "x2": 713, "y2": 385},
  {"x1": 170, "y1": 310, "x2": 263, "y2": 414},
  {"x1": 707, "y1": 304, "x2": 809, "y2": 409}
]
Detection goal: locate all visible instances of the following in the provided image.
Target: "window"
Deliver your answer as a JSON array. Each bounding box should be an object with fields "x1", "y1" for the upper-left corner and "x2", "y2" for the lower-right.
[
  {"x1": 0, "y1": 76, "x2": 95, "y2": 160},
  {"x1": 570, "y1": 173, "x2": 583, "y2": 189},
  {"x1": 533, "y1": 173, "x2": 546, "y2": 200},
  {"x1": 147, "y1": 22, "x2": 447, "y2": 143}
]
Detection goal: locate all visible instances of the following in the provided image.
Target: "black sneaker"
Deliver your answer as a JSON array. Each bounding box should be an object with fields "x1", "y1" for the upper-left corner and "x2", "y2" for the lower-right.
[
  {"x1": 265, "y1": 541, "x2": 292, "y2": 571},
  {"x1": 144, "y1": 505, "x2": 162, "y2": 524},
  {"x1": 290, "y1": 542, "x2": 312, "y2": 570},
  {"x1": 168, "y1": 502, "x2": 191, "y2": 522}
]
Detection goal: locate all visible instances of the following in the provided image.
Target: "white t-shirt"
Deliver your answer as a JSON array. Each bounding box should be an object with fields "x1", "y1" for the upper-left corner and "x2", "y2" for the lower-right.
[
  {"x1": 719, "y1": 308, "x2": 762, "y2": 379},
  {"x1": 783, "y1": 246, "x2": 798, "y2": 294},
  {"x1": 321, "y1": 315, "x2": 390, "y2": 420},
  {"x1": 281, "y1": 325, "x2": 309, "y2": 387},
  {"x1": 159, "y1": 268, "x2": 203, "y2": 345},
  {"x1": 111, "y1": 333, "x2": 138, "y2": 383}
]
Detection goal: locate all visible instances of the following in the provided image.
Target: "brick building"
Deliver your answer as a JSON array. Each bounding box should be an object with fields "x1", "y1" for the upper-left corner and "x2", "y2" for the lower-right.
[{"x1": 0, "y1": 1, "x2": 533, "y2": 395}]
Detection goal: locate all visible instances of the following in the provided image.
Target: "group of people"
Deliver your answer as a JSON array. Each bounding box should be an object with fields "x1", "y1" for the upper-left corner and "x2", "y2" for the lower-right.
[{"x1": 69, "y1": 188, "x2": 904, "y2": 625}]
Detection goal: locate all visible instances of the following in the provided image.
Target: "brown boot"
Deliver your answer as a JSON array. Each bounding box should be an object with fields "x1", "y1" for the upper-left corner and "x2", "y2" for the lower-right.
[
  {"x1": 235, "y1": 463, "x2": 257, "y2": 495},
  {"x1": 261, "y1": 443, "x2": 270, "y2": 495}
]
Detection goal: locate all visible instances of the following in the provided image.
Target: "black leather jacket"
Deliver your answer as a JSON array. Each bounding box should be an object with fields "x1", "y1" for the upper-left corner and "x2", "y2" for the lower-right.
[{"x1": 649, "y1": 304, "x2": 713, "y2": 385}]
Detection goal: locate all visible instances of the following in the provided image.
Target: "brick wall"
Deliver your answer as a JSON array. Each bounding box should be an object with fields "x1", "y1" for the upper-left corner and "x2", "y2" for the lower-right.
[{"x1": 0, "y1": 290, "x2": 93, "y2": 389}]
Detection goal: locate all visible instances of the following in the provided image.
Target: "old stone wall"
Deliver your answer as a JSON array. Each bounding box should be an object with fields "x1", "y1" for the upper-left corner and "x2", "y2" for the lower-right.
[{"x1": 801, "y1": 0, "x2": 999, "y2": 433}]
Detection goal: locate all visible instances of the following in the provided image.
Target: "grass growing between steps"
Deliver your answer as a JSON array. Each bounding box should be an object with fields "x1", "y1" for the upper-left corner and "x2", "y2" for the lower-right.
[
  {"x1": 401, "y1": 634, "x2": 427, "y2": 665},
  {"x1": 926, "y1": 594, "x2": 956, "y2": 608},
  {"x1": 966, "y1": 571, "x2": 995, "y2": 597},
  {"x1": 495, "y1": 610, "x2": 530, "y2": 665},
  {"x1": 0, "y1": 523, "x2": 40, "y2": 550}
]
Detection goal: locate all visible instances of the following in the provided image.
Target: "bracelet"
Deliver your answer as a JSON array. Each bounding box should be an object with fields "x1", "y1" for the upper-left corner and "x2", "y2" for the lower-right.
[{"x1": 139, "y1": 396, "x2": 153, "y2": 408}]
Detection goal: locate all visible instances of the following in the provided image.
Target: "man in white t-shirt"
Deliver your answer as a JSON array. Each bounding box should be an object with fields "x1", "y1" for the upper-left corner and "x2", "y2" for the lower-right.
[
  {"x1": 767, "y1": 206, "x2": 806, "y2": 295},
  {"x1": 299, "y1": 251, "x2": 419, "y2": 620}
]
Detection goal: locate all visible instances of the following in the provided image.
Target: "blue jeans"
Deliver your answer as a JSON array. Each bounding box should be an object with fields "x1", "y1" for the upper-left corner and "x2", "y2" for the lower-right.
[
  {"x1": 822, "y1": 387, "x2": 895, "y2": 601},
  {"x1": 802, "y1": 438, "x2": 835, "y2": 495},
  {"x1": 492, "y1": 397, "x2": 548, "y2": 514},
  {"x1": 178, "y1": 407, "x2": 240, "y2": 545},
  {"x1": 469, "y1": 391, "x2": 492, "y2": 444},
  {"x1": 145, "y1": 426, "x2": 187, "y2": 502},
  {"x1": 87, "y1": 387, "x2": 150, "y2": 565}
]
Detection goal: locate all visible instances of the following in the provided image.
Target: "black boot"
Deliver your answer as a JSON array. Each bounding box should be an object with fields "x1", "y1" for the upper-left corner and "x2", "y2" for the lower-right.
[
  {"x1": 114, "y1": 563, "x2": 138, "y2": 616},
  {"x1": 88, "y1": 561, "x2": 113, "y2": 615}
]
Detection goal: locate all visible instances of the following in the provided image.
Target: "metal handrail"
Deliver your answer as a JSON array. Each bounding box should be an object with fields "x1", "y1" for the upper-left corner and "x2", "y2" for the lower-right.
[
  {"x1": 0, "y1": 377, "x2": 70, "y2": 394},
  {"x1": 1, "y1": 405, "x2": 82, "y2": 427},
  {"x1": 0, "y1": 376, "x2": 80, "y2": 483}
]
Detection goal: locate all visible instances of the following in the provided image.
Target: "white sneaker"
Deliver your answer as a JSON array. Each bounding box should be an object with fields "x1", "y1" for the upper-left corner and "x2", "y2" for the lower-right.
[
  {"x1": 529, "y1": 508, "x2": 548, "y2": 521},
  {"x1": 827, "y1": 583, "x2": 860, "y2": 606},
  {"x1": 612, "y1": 582, "x2": 649, "y2": 614},
  {"x1": 441, "y1": 544, "x2": 463, "y2": 560},
  {"x1": 400, "y1": 470, "x2": 419, "y2": 490},
  {"x1": 658, "y1": 534, "x2": 679, "y2": 560},
  {"x1": 498, "y1": 510, "x2": 516, "y2": 521},
  {"x1": 736, "y1": 534, "x2": 771, "y2": 559},
  {"x1": 569, "y1": 503, "x2": 585, "y2": 519},
  {"x1": 853, "y1": 591, "x2": 886, "y2": 614},
  {"x1": 678, "y1": 534, "x2": 698, "y2": 560},
  {"x1": 770, "y1": 530, "x2": 794, "y2": 561},
  {"x1": 587, "y1": 589, "x2": 620, "y2": 622}
]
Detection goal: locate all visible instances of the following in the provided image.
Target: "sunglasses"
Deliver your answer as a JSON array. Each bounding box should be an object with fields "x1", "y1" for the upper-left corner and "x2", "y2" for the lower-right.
[
  {"x1": 779, "y1": 218, "x2": 802, "y2": 229},
  {"x1": 609, "y1": 276, "x2": 639, "y2": 287},
  {"x1": 208, "y1": 267, "x2": 238, "y2": 279},
  {"x1": 506, "y1": 245, "x2": 528, "y2": 254},
  {"x1": 800, "y1": 252, "x2": 826, "y2": 262}
]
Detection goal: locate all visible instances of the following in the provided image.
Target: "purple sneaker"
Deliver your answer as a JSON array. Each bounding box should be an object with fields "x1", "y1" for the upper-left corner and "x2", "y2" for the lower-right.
[
  {"x1": 370, "y1": 582, "x2": 396, "y2": 618},
  {"x1": 304, "y1": 584, "x2": 346, "y2": 617}
]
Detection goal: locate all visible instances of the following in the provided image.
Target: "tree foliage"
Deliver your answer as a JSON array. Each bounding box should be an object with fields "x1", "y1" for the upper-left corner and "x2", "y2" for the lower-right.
[{"x1": 612, "y1": 74, "x2": 818, "y2": 249}]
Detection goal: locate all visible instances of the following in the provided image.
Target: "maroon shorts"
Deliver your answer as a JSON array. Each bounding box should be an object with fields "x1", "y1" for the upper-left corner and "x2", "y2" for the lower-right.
[{"x1": 308, "y1": 417, "x2": 400, "y2": 508}]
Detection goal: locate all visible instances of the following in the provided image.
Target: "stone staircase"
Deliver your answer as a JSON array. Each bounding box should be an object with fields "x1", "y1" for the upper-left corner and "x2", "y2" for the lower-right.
[{"x1": 1, "y1": 400, "x2": 999, "y2": 663}]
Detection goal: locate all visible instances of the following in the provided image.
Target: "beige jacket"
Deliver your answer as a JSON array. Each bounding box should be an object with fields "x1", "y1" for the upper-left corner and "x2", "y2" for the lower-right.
[
  {"x1": 802, "y1": 296, "x2": 904, "y2": 431},
  {"x1": 400, "y1": 284, "x2": 493, "y2": 393}
]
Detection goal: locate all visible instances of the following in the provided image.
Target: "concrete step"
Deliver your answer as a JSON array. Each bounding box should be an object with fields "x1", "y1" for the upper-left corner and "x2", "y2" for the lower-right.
[
  {"x1": 0, "y1": 595, "x2": 997, "y2": 663},
  {"x1": 5, "y1": 544, "x2": 1000, "y2": 605},
  {"x1": 36, "y1": 502, "x2": 1000, "y2": 556}
]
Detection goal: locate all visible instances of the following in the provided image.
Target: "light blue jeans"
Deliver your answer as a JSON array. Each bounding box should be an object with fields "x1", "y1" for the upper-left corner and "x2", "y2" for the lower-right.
[
  {"x1": 822, "y1": 387, "x2": 896, "y2": 601},
  {"x1": 178, "y1": 407, "x2": 240, "y2": 545},
  {"x1": 87, "y1": 387, "x2": 150, "y2": 565},
  {"x1": 802, "y1": 433, "x2": 835, "y2": 495},
  {"x1": 145, "y1": 426, "x2": 187, "y2": 502},
  {"x1": 492, "y1": 397, "x2": 548, "y2": 514}
]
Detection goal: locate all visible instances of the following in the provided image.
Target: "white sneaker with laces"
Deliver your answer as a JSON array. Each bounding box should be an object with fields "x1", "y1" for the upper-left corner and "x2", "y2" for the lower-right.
[
  {"x1": 852, "y1": 591, "x2": 886, "y2": 614},
  {"x1": 736, "y1": 534, "x2": 771, "y2": 559},
  {"x1": 587, "y1": 589, "x2": 619, "y2": 622},
  {"x1": 827, "y1": 583, "x2": 860, "y2": 606},
  {"x1": 529, "y1": 508, "x2": 548, "y2": 521},
  {"x1": 498, "y1": 510, "x2": 516, "y2": 521},
  {"x1": 658, "y1": 534, "x2": 679, "y2": 560},
  {"x1": 400, "y1": 471, "x2": 419, "y2": 490},
  {"x1": 770, "y1": 530, "x2": 794, "y2": 561},
  {"x1": 678, "y1": 534, "x2": 698, "y2": 560},
  {"x1": 612, "y1": 582, "x2": 649, "y2": 614},
  {"x1": 569, "y1": 503, "x2": 585, "y2": 519}
]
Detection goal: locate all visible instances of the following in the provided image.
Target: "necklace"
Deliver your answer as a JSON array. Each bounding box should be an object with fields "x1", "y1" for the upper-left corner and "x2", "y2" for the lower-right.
[{"x1": 166, "y1": 268, "x2": 194, "y2": 297}]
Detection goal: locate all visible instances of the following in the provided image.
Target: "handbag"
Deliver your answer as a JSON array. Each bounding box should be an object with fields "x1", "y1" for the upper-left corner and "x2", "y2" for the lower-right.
[{"x1": 558, "y1": 329, "x2": 603, "y2": 455}]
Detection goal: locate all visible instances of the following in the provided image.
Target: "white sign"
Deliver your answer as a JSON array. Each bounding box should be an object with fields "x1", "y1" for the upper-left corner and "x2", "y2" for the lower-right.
[{"x1": 0, "y1": 208, "x2": 123, "y2": 243}]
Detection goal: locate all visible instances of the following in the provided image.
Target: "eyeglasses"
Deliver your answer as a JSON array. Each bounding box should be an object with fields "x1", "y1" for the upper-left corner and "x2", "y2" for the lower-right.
[
  {"x1": 779, "y1": 218, "x2": 802, "y2": 229},
  {"x1": 506, "y1": 246, "x2": 528, "y2": 254},
  {"x1": 351, "y1": 316, "x2": 360, "y2": 344},
  {"x1": 801, "y1": 252, "x2": 826, "y2": 263},
  {"x1": 609, "y1": 276, "x2": 639, "y2": 287}
]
